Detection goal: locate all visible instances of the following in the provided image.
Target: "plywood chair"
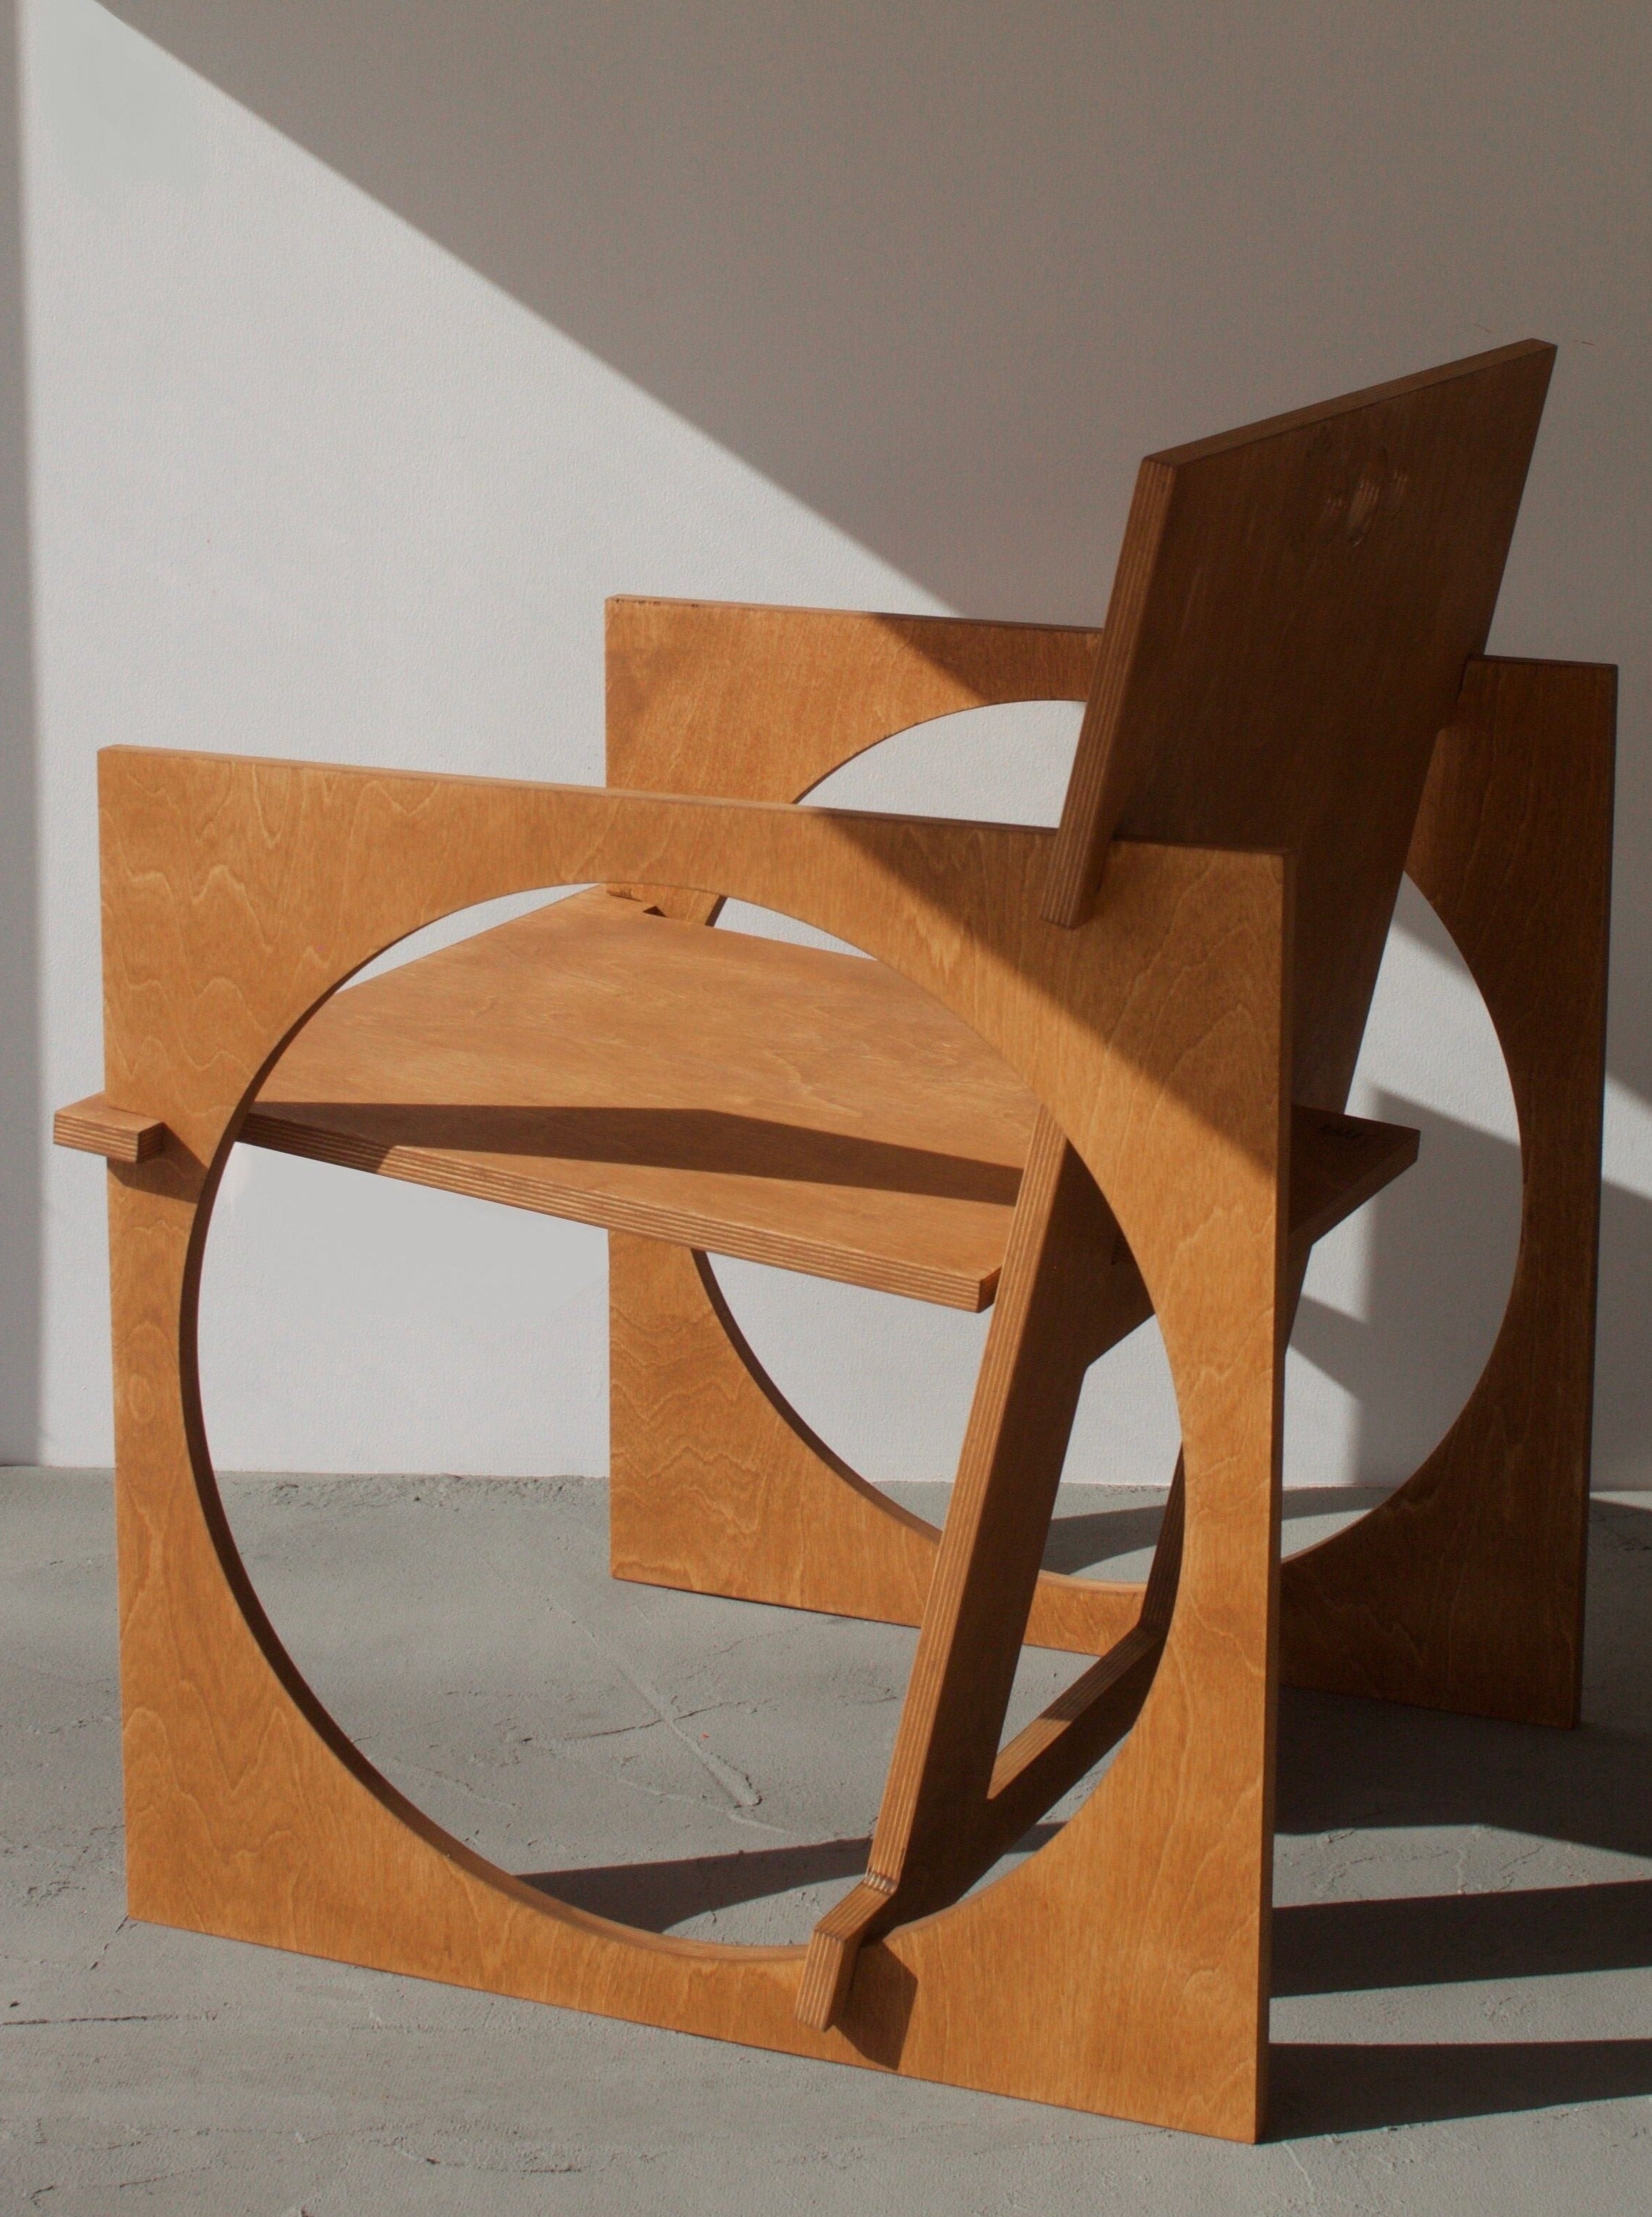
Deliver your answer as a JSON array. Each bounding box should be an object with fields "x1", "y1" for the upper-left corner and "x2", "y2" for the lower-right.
[{"x1": 56, "y1": 341, "x2": 1613, "y2": 2141}]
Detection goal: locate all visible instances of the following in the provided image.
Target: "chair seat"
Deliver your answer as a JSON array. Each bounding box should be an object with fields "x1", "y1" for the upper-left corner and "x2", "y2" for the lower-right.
[{"x1": 246, "y1": 888, "x2": 1416, "y2": 1309}]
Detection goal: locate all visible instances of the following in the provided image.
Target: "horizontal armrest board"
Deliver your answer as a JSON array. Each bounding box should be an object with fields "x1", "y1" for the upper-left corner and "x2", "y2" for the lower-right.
[{"x1": 243, "y1": 890, "x2": 1418, "y2": 1311}]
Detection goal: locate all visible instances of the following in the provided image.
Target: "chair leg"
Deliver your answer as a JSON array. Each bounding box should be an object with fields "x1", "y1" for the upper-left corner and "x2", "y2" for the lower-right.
[
  {"x1": 1281, "y1": 656, "x2": 1615, "y2": 1727},
  {"x1": 797, "y1": 1110, "x2": 1174, "y2": 2028}
]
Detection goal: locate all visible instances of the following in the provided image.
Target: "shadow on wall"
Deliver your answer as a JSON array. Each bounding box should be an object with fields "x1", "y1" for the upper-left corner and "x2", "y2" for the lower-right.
[
  {"x1": 94, "y1": 3, "x2": 1648, "y2": 627},
  {"x1": 1593, "y1": 1179, "x2": 1652, "y2": 1487},
  {"x1": 30, "y1": 3, "x2": 1651, "y2": 1477},
  {"x1": 0, "y1": 0, "x2": 40, "y2": 1463},
  {"x1": 1295, "y1": 1093, "x2": 1652, "y2": 1491},
  {"x1": 99, "y1": 11, "x2": 1652, "y2": 1072},
  {"x1": 92, "y1": 0, "x2": 1239, "y2": 621},
  {"x1": 1295, "y1": 1097, "x2": 1522, "y2": 1489}
]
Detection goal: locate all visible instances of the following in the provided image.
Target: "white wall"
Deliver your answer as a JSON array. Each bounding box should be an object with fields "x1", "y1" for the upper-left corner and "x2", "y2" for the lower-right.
[
  {"x1": 0, "y1": 1, "x2": 36, "y2": 1470},
  {"x1": 13, "y1": 1, "x2": 1652, "y2": 1490}
]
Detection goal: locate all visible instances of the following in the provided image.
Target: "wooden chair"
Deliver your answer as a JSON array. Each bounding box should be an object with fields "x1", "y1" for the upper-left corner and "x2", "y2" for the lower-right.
[{"x1": 55, "y1": 340, "x2": 1613, "y2": 2141}]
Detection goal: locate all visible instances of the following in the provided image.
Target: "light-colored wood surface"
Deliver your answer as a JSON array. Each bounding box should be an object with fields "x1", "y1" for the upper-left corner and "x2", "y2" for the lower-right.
[
  {"x1": 53, "y1": 1095, "x2": 168, "y2": 1162},
  {"x1": 602, "y1": 341, "x2": 1556, "y2": 1764},
  {"x1": 247, "y1": 886, "x2": 1031, "y2": 1311},
  {"x1": 608, "y1": 655, "x2": 1611, "y2": 1748},
  {"x1": 591, "y1": 355, "x2": 1597, "y2": 2055},
  {"x1": 985, "y1": 1466, "x2": 1184, "y2": 1841},
  {"x1": 1282, "y1": 655, "x2": 1615, "y2": 1726},
  {"x1": 245, "y1": 885, "x2": 1414, "y2": 1313},
  {"x1": 94, "y1": 742, "x2": 1290, "y2": 2140},
  {"x1": 608, "y1": 1232, "x2": 1153, "y2": 1656},
  {"x1": 1047, "y1": 341, "x2": 1553, "y2": 1120},
  {"x1": 606, "y1": 599, "x2": 1100, "y2": 918}
]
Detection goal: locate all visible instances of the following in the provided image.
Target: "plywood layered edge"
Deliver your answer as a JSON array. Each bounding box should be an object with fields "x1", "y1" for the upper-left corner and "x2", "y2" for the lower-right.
[{"x1": 53, "y1": 1094, "x2": 167, "y2": 1162}]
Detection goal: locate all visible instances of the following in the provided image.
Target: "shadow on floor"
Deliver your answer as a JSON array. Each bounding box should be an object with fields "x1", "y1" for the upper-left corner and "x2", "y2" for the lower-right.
[
  {"x1": 528, "y1": 1497, "x2": 1652, "y2": 2136},
  {"x1": 1041, "y1": 1487, "x2": 1389, "y2": 1577},
  {"x1": 1274, "y1": 1879, "x2": 1652, "y2": 1996},
  {"x1": 1271, "y1": 2039, "x2": 1652, "y2": 2135},
  {"x1": 1039, "y1": 1498, "x2": 1166, "y2": 1574},
  {"x1": 523, "y1": 1836, "x2": 872, "y2": 1928},
  {"x1": 1275, "y1": 1684, "x2": 1651, "y2": 1864},
  {"x1": 523, "y1": 1826, "x2": 1062, "y2": 1930},
  {"x1": 1274, "y1": 1497, "x2": 1652, "y2": 1864}
]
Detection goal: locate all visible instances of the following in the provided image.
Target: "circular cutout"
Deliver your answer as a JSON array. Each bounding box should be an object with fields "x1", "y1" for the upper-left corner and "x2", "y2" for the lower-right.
[
  {"x1": 197, "y1": 869, "x2": 1140, "y2": 1940},
  {"x1": 1281, "y1": 875, "x2": 1522, "y2": 1553},
  {"x1": 710, "y1": 693, "x2": 1186, "y2": 1552}
]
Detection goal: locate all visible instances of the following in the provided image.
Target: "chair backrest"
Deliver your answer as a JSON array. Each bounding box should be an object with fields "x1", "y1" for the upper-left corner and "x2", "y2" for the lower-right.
[
  {"x1": 608, "y1": 341, "x2": 1553, "y2": 1108},
  {"x1": 1049, "y1": 340, "x2": 1553, "y2": 1107}
]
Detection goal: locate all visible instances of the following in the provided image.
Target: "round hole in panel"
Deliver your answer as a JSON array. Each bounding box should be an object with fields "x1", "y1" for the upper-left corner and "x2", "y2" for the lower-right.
[
  {"x1": 705, "y1": 700, "x2": 1524, "y2": 1572},
  {"x1": 196, "y1": 871, "x2": 1119, "y2": 1939},
  {"x1": 709, "y1": 695, "x2": 1186, "y2": 1591},
  {"x1": 1281, "y1": 875, "x2": 1523, "y2": 1555}
]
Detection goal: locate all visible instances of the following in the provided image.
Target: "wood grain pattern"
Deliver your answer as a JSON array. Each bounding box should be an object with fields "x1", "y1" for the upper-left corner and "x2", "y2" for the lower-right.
[
  {"x1": 608, "y1": 1093, "x2": 1409, "y2": 1656},
  {"x1": 797, "y1": 1109, "x2": 1164, "y2": 2028},
  {"x1": 95, "y1": 741, "x2": 1290, "y2": 2140},
  {"x1": 600, "y1": 349, "x2": 1548, "y2": 1689},
  {"x1": 1281, "y1": 655, "x2": 1614, "y2": 1726},
  {"x1": 1047, "y1": 341, "x2": 1553, "y2": 1120},
  {"x1": 606, "y1": 601, "x2": 1099, "y2": 920},
  {"x1": 608, "y1": 600, "x2": 1099, "y2": 793},
  {"x1": 605, "y1": 658, "x2": 1610, "y2": 1759},
  {"x1": 598, "y1": 593, "x2": 1411, "y2": 1651},
  {"x1": 243, "y1": 883, "x2": 1413, "y2": 1315},
  {"x1": 73, "y1": 350, "x2": 1601, "y2": 2143},
  {"x1": 985, "y1": 1467, "x2": 1184, "y2": 1840},
  {"x1": 608, "y1": 1232, "x2": 1152, "y2": 1657},
  {"x1": 53, "y1": 1094, "x2": 167, "y2": 1162},
  {"x1": 247, "y1": 885, "x2": 1029, "y2": 1309}
]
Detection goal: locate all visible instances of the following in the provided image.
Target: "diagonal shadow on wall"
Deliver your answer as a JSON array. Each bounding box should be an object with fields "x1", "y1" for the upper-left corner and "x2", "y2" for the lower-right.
[
  {"x1": 31, "y1": 4, "x2": 1651, "y2": 1477},
  {"x1": 91, "y1": 1, "x2": 1184, "y2": 623}
]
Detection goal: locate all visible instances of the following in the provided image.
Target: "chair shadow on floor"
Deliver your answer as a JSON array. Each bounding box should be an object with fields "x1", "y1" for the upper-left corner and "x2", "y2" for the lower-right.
[
  {"x1": 523, "y1": 1826, "x2": 1065, "y2": 1931},
  {"x1": 1271, "y1": 1492, "x2": 1652, "y2": 2135},
  {"x1": 1269, "y1": 2036, "x2": 1652, "y2": 2135},
  {"x1": 528, "y1": 1499, "x2": 1652, "y2": 2137}
]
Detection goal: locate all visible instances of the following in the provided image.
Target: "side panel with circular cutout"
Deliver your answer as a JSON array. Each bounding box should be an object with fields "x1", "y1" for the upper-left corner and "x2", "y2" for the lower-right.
[
  {"x1": 97, "y1": 745, "x2": 1290, "y2": 2138},
  {"x1": 1281, "y1": 657, "x2": 1616, "y2": 1726}
]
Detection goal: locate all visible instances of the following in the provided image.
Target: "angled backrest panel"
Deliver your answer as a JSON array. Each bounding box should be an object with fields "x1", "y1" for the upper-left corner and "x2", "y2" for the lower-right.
[{"x1": 1047, "y1": 341, "x2": 1554, "y2": 1107}]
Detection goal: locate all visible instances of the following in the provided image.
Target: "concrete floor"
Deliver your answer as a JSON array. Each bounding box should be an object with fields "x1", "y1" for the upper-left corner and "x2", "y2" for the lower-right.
[{"x1": 4, "y1": 1469, "x2": 1650, "y2": 2213}]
